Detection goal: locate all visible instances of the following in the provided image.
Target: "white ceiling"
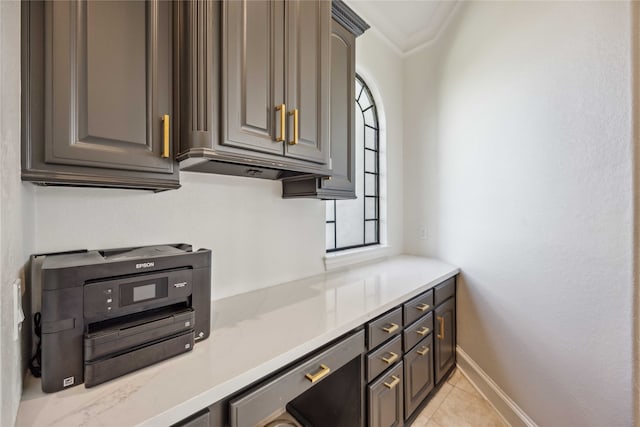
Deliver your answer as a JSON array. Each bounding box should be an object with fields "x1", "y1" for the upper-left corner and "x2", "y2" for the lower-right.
[{"x1": 346, "y1": 0, "x2": 459, "y2": 54}]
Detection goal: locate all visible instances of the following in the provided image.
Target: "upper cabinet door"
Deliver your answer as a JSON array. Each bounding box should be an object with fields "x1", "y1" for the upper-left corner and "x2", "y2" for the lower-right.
[
  {"x1": 47, "y1": 0, "x2": 173, "y2": 173},
  {"x1": 321, "y1": 19, "x2": 355, "y2": 194},
  {"x1": 284, "y1": 0, "x2": 330, "y2": 164},
  {"x1": 222, "y1": 0, "x2": 285, "y2": 156}
]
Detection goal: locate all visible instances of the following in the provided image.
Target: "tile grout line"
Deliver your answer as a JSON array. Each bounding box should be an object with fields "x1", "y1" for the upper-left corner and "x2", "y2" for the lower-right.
[
  {"x1": 426, "y1": 386, "x2": 455, "y2": 424},
  {"x1": 420, "y1": 372, "x2": 457, "y2": 425},
  {"x1": 455, "y1": 366, "x2": 511, "y2": 427}
]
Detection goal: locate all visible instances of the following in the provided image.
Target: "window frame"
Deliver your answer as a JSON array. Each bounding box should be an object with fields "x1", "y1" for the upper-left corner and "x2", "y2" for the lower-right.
[{"x1": 326, "y1": 74, "x2": 380, "y2": 253}]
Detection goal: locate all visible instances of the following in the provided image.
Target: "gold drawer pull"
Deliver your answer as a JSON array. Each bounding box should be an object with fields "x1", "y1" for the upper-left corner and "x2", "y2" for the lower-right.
[
  {"x1": 275, "y1": 104, "x2": 286, "y2": 142},
  {"x1": 416, "y1": 326, "x2": 430, "y2": 336},
  {"x1": 383, "y1": 375, "x2": 400, "y2": 389},
  {"x1": 437, "y1": 316, "x2": 445, "y2": 340},
  {"x1": 288, "y1": 108, "x2": 299, "y2": 145},
  {"x1": 417, "y1": 346, "x2": 430, "y2": 356},
  {"x1": 382, "y1": 323, "x2": 399, "y2": 334},
  {"x1": 305, "y1": 364, "x2": 331, "y2": 383},
  {"x1": 162, "y1": 114, "x2": 170, "y2": 158},
  {"x1": 416, "y1": 303, "x2": 430, "y2": 312},
  {"x1": 381, "y1": 352, "x2": 399, "y2": 364}
]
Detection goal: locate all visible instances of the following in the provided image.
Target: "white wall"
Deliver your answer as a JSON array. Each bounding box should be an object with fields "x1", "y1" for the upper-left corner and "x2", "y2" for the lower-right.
[
  {"x1": 0, "y1": 2, "x2": 35, "y2": 426},
  {"x1": 404, "y1": 2, "x2": 634, "y2": 426},
  {"x1": 403, "y1": 35, "x2": 441, "y2": 257},
  {"x1": 33, "y1": 175, "x2": 326, "y2": 300}
]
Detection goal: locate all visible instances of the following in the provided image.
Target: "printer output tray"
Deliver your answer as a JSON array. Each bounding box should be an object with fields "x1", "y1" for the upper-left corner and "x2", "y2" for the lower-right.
[
  {"x1": 84, "y1": 307, "x2": 195, "y2": 361},
  {"x1": 83, "y1": 307, "x2": 195, "y2": 388},
  {"x1": 84, "y1": 330, "x2": 194, "y2": 388}
]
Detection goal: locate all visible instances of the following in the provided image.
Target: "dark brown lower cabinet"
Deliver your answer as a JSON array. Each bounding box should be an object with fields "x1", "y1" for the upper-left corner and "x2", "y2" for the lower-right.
[
  {"x1": 172, "y1": 276, "x2": 457, "y2": 427},
  {"x1": 368, "y1": 362, "x2": 404, "y2": 427},
  {"x1": 403, "y1": 335, "x2": 435, "y2": 419},
  {"x1": 434, "y1": 297, "x2": 456, "y2": 384}
]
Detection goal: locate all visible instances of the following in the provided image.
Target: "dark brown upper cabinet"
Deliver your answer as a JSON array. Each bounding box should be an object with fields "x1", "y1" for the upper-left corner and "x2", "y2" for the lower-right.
[
  {"x1": 178, "y1": 0, "x2": 332, "y2": 180},
  {"x1": 22, "y1": 1, "x2": 180, "y2": 191},
  {"x1": 282, "y1": 1, "x2": 369, "y2": 200}
]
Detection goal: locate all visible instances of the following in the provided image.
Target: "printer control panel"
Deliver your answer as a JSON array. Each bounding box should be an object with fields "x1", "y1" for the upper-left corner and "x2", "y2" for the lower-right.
[{"x1": 84, "y1": 269, "x2": 193, "y2": 322}]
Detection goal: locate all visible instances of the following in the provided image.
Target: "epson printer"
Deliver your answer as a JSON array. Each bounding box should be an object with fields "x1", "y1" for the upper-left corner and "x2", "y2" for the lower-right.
[{"x1": 30, "y1": 244, "x2": 211, "y2": 393}]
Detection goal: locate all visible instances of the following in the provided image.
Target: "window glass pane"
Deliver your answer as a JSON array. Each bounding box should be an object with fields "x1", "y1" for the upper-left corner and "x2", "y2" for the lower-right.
[
  {"x1": 365, "y1": 221, "x2": 377, "y2": 244},
  {"x1": 365, "y1": 173, "x2": 377, "y2": 196},
  {"x1": 365, "y1": 126, "x2": 377, "y2": 150},
  {"x1": 365, "y1": 197, "x2": 377, "y2": 220},
  {"x1": 363, "y1": 106, "x2": 376, "y2": 125},
  {"x1": 336, "y1": 198, "x2": 364, "y2": 247},
  {"x1": 326, "y1": 222, "x2": 335, "y2": 251},
  {"x1": 365, "y1": 150, "x2": 376, "y2": 173},
  {"x1": 326, "y1": 200, "x2": 335, "y2": 222},
  {"x1": 355, "y1": 78, "x2": 363, "y2": 101}
]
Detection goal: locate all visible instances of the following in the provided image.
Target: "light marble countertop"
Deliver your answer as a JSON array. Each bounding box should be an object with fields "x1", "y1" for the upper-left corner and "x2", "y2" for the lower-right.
[{"x1": 16, "y1": 255, "x2": 459, "y2": 427}]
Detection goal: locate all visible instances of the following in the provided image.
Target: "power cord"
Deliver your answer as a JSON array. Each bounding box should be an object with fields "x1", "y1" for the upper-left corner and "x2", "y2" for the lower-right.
[{"x1": 29, "y1": 312, "x2": 41, "y2": 378}]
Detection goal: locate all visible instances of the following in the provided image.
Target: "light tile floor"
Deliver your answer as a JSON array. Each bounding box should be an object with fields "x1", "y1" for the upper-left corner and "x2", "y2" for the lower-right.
[{"x1": 411, "y1": 369, "x2": 507, "y2": 427}]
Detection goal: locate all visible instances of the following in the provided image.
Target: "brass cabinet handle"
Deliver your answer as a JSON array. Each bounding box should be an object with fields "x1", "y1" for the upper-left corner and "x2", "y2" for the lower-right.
[
  {"x1": 417, "y1": 346, "x2": 430, "y2": 356},
  {"x1": 416, "y1": 303, "x2": 430, "y2": 312},
  {"x1": 382, "y1": 323, "x2": 399, "y2": 334},
  {"x1": 288, "y1": 108, "x2": 299, "y2": 145},
  {"x1": 383, "y1": 375, "x2": 400, "y2": 390},
  {"x1": 305, "y1": 364, "x2": 331, "y2": 383},
  {"x1": 162, "y1": 114, "x2": 170, "y2": 158},
  {"x1": 381, "y1": 351, "x2": 399, "y2": 364},
  {"x1": 275, "y1": 104, "x2": 286, "y2": 142},
  {"x1": 437, "y1": 316, "x2": 445, "y2": 340},
  {"x1": 416, "y1": 326, "x2": 430, "y2": 336}
]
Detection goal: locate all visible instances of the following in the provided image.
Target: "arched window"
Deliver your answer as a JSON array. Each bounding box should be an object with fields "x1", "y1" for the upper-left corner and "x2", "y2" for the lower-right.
[{"x1": 326, "y1": 74, "x2": 381, "y2": 252}]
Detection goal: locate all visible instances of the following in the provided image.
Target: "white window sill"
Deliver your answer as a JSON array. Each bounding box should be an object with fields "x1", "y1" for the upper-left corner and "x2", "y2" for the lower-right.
[{"x1": 324, "y1": 245, "x2": 393, "y2": 271}]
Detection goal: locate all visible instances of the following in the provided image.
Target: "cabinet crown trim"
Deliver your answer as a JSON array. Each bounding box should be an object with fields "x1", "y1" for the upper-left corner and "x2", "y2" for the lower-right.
[{"x1": 331, "y1": 0, "x2": 369, "y2": 37}]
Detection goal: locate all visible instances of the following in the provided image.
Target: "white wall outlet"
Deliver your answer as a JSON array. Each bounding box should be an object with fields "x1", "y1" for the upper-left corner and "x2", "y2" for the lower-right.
[
  {"x1": 419, "y1": 227, "x2": 427, "y2": 240},
  {"x1": 13, "y1": 279, "x2": 24, "y2": 341}
]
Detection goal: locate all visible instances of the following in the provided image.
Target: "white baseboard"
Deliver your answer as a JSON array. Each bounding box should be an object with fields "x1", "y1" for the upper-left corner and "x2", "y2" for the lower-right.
[{"x1": 456, "y1": 346, "x2": 538, "y2": 427}]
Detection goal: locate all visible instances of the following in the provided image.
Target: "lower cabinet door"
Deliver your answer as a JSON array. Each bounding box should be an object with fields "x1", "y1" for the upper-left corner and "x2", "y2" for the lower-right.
[
  {"x1": 434, "y1": 297, "x2": 456, "y2": 383},
  {"x1": 368, "y1": 362, "x2": 404, "y2": 427},
  {"x1": 403, "y1": 335, "x2": 434, "y2": 419}
]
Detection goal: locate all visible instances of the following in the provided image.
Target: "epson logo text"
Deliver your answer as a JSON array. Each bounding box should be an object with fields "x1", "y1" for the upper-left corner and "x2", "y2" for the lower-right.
[{"x1": 135, "y1": 262, "x2": 155, "y2": 269}]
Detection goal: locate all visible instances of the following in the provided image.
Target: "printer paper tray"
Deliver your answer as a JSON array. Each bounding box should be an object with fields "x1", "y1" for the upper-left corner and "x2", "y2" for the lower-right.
[
  {"x1": 84, "y1": 307, "x2": 195, "y2": 361},
  {"x1": 84, "y1": 330, "x2": 194, "y2": 388}
]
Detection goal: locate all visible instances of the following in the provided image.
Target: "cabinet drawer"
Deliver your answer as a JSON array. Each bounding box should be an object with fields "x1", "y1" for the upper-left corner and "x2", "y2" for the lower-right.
[
  {"x1": 367, "y1": 335, "x2": 402, "y2": 383},
  {"x1": 403, "y1": 290, "x2": 434, "y2": 326},
  {"x1": 403, "y1": 312, "x2": 434, "y2": 353},
  {"x1": 368, "y1": 362, "x2": 404, "y2": 427},
  {"x1": 229, "y1": 330, "x2": 364, "y2": 427},
  {"x1": 403, "y1": 335, "x2": 434, "y2": 419},
  {"x1": 434, "y1": 277, "x2": 456, "y2": 306},
  {"x1": 367, "y1": 307, "x2": 402, "y2": 351}
]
